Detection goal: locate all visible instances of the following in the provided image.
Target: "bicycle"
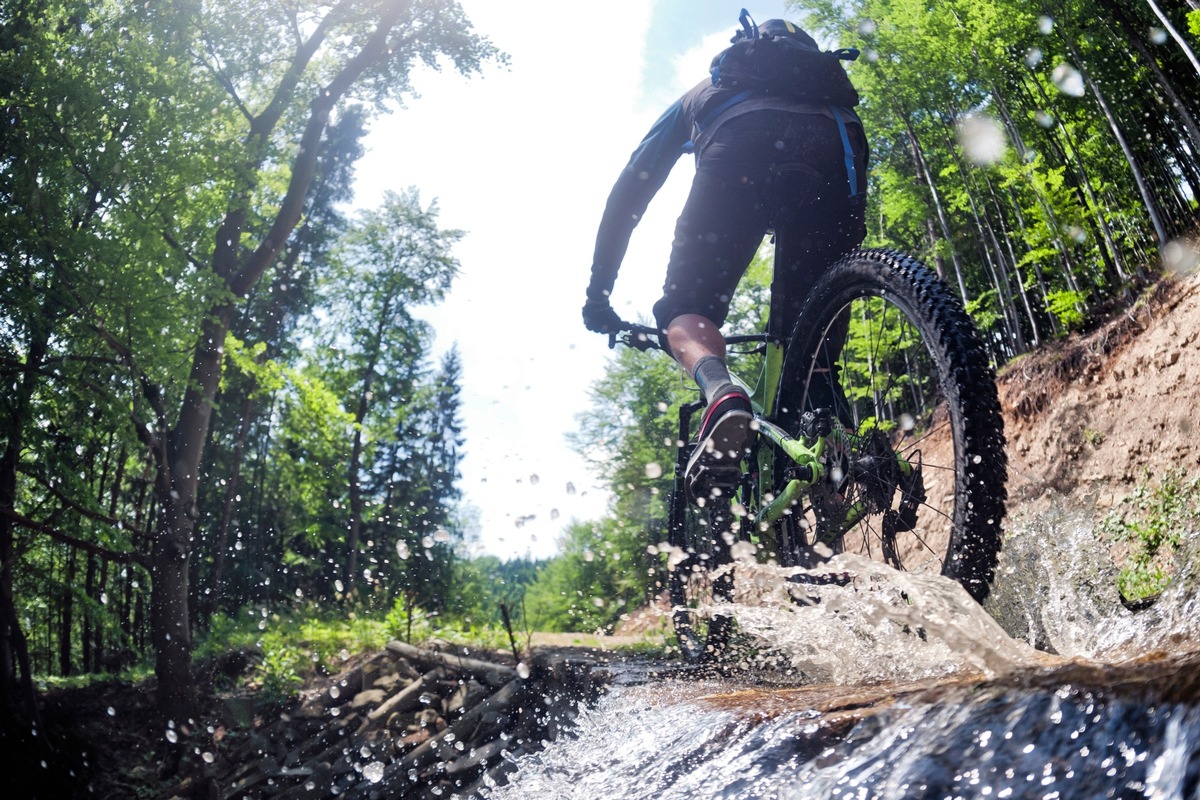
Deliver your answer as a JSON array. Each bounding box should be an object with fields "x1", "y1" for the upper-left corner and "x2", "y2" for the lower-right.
[{"x1": 609, "y1": 247, "x2": 1008, "y2": 663}]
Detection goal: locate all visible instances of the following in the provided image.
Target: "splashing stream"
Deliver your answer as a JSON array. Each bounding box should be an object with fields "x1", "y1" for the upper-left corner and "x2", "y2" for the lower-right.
[{"x1": 488, "y1": 511, "x2": 1200, "y2": 798}]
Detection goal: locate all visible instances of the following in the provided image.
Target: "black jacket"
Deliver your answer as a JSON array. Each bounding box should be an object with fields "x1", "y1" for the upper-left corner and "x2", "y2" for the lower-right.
[{"x1": 587, "y1": 80, "x2": 861, "y2": 302}]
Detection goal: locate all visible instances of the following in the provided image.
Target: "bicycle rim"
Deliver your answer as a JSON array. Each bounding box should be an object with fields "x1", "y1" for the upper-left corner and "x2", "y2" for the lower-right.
[{"x1": 775, "y1": 249, "x2": 1007, "y2": 601}]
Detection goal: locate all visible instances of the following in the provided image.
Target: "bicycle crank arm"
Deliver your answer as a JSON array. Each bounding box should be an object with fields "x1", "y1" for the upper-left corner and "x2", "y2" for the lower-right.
[{"x1": 756, "y1": 478, "x2": 805, "y2": 528}]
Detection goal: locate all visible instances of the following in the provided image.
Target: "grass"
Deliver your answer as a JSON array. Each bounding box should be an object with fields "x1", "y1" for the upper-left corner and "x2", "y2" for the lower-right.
[
  {"x1": 1100, "y1": 468, "x2": 1200, "y2": 604},
  {"x1": 38, "y1": 596, "x2": 668, "y2": 700},
  {"x1": 191, "y1": 599, "x2": 537, "y2": 702}
]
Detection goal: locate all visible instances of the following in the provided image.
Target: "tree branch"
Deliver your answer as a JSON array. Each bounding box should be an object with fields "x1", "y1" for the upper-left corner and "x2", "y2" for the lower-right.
[
  {"x1": 17, "y1": 465, "x2": 149, "y2": 542},
  {"x1": 231, "y1": 6, "x2": 408, "y2": 296},
  {"x1": 0, "y1": 507, "x2": 149, "y2": 568},
  {"x1": 249, "y1": 0, "x2": 356, "y2": 143}
]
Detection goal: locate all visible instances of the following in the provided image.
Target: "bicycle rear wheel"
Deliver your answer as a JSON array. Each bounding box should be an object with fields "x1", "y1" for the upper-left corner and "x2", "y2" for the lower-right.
[
  {"x1": 774, "y1": 249, "x2": 1007, "y2": 601},
  {"x1": 666, "y1": 470, "x2": 738, "y2": 663}
]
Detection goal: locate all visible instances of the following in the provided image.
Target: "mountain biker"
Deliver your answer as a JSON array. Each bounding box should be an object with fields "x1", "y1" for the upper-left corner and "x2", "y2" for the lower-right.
[{"x1": 582, "y1": 17, "x2": 869, "y2": 487}]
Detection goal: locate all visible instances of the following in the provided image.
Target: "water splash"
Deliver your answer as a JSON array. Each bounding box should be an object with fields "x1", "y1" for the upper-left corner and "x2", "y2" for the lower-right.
[
  {"x1": 490, "y1": 660, "x2": 1200, "y2": 800},
  {"x1": 486, "y1": 507, "x2": 1200, "y2": 799},
  {"x1": 987, "y1": 506, "x2": 1200, "y2": 659},
  {"x1": 692, "y1": 553, "x2": 1043, "y2": 685}
]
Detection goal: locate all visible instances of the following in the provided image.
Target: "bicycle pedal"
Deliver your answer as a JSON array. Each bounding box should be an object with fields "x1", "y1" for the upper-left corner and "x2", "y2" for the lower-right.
[{"x1": 686, "y1": 463, "x2": 741, "y2": 502}]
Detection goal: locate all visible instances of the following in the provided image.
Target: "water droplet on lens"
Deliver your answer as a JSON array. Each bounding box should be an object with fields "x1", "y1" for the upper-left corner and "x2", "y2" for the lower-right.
[
  {"x1": 1051, "y1": 63, "x2": 1085, "y2": 97},
  {"x1": 364, "y1": 762, "x2": 385, "y2": 783},
  {"x1": 958, "y1": 115, "x2": 1007, "y2": 166}
]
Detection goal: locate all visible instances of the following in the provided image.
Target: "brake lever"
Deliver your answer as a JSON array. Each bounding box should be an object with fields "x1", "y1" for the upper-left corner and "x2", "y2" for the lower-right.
[{"x1": 607, "y1": 324, "x2": 662, "y2": 352}]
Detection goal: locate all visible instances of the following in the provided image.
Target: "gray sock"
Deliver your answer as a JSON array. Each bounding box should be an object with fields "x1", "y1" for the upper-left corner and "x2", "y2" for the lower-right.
[{"x1": 692, "y1": 356, "x2": 735, "y2": 405}]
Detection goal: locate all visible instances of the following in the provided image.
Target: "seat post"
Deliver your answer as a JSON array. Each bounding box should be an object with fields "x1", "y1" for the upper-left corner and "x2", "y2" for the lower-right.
[{"x1": 766, "y1": 227, "x2": 792, "y2": 345}]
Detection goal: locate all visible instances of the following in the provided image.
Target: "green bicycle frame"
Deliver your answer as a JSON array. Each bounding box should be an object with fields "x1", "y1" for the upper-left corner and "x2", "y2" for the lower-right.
[{"x1": 732, "y1": 335, "x2": 916, "y2": 540}]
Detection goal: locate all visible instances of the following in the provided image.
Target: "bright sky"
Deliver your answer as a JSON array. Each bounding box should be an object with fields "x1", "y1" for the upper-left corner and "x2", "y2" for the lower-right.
[{"x1": 353, "y1": 1, "x2": 795, "y2": 560}]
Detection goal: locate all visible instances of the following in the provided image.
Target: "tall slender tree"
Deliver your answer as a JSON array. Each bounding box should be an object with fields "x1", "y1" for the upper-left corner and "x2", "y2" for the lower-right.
[{"x1": 0, "y1": 0, "x2": 502, "y2": 729}]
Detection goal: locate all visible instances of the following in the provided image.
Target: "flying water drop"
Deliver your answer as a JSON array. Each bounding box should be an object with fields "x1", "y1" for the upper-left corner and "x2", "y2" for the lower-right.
[{"x1": 1051, "y1": 63, "x2": 1085, "y2": 97}]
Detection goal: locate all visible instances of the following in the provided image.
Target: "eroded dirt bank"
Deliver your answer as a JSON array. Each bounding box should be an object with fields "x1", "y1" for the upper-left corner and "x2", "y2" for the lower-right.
[{"x1": 1000, "y1": 271, "x2": 1200, "y2": 519}]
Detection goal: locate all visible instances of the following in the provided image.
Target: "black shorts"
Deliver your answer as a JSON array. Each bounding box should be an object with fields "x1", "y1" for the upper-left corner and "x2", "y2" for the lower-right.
[{"x1": 651, "y1": 110, "x2": 868, "y2": 333}]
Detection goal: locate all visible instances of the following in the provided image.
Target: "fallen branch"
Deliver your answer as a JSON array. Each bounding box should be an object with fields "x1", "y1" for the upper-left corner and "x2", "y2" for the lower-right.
[{"x1": 384, "y1": 641, "x2": 517, "y2": 689}]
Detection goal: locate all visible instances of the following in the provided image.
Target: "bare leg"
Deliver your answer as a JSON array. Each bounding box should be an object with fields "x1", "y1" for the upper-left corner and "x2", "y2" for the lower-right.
[
  {"x1": 665, "y1": 313, "x2": 726, "y2": 374},
  {"x1": 669, "y1": 315, "x2": 753, "y2": 486}
]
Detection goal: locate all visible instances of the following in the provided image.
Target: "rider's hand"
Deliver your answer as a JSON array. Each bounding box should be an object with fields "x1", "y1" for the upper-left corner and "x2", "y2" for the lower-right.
[{"x1": 582, "y1": 298, "x2": 623, "y2": 334}]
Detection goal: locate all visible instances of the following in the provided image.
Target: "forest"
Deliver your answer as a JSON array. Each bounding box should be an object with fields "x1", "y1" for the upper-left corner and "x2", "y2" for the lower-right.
[{"x1": 1, "y1": 0, "x2": 1198, "y2": 752}]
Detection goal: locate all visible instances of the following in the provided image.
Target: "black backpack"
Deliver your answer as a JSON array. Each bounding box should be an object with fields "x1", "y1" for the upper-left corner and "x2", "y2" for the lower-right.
[{"x1": 709, "y1": 10, "x2": 860, "y2": 107}]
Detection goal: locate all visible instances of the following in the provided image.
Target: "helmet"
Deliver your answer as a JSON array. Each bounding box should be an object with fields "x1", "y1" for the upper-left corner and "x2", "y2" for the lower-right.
[
  {"x1": 731, "y1": 12, "x2": 820, "y2": 51},
  {"x1": 758, "y1": 19, "x2": 820, "y2": 50}
]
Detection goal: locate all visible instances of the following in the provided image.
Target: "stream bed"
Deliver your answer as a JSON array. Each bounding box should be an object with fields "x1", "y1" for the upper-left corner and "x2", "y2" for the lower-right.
[{"x1": 485, "y1": 512, "x2": 1200, "y2": 799}]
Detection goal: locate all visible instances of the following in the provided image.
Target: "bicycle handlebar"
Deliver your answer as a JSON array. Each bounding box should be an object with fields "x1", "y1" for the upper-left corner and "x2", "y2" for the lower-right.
[
  {"x1": 604, "y1": 321, "x2": 773, "y2": 353},
  {"x1": 607, "y1": 322, "x2": 665, "y2": 352}
]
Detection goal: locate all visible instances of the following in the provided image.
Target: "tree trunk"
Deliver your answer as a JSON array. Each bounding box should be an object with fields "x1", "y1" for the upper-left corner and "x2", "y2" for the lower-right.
[
  {"x1": 60, "y1": 548, "x2": 76, "y2": 676},
  {"x1": 0, "y1": 292, "x2": 53, "y2": 720},
  {"x1": 940, "y1": 126, "x2": 1025, "y2": 353},
  {"x1": 202, "y1": 394, "x2": 255, "y2": 622},
  {"x1": 985, "y1": 177, "x2": 1042, "y2": 348},
  {"x1": 1144, "y1": 0, "x2": 1200, "y2": 77},
  {"x1": 95, "y1": 558, "x2": 108, "y2": 671},
  {"x1": 1111, "y1": 0, "x2": 1200, "y2": 152},
  {"x1": 1061, "y1": 37, "x2": 1171, "y2": 248},
  {"x1": 145, "y1": 3, "x2": 408, "y2": 723},
  {"x1": 345, "y1": 300, "x2": 392, "y2": 596},
  {"x1": 83, "y1": 554, "x2": 96, "y2": 673},
  {"x1": 901, "y1": 114, "x2": 970, "y2": 304},
  {"x1": 998, "y1": 83, "x2": 1132, "y2": 286}
]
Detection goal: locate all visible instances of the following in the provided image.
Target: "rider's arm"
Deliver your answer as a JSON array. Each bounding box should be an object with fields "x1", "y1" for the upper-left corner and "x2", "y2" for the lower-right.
[{"x1": 586, "y1": 98, "x2": 691, "y2": 301}]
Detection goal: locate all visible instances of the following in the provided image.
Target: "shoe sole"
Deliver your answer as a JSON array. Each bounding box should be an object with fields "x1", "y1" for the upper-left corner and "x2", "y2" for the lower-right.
[{"x1": 685, "y1": 410, "x2": 753, "y2": 501}]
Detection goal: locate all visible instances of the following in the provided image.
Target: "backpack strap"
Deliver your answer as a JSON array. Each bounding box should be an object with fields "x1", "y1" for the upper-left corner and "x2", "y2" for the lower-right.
[
  {"x1": 686, "y1": 89, "x2": 756, "y2": 153},
  {"x1": 829, "y1": 105, "x2": 861, "y2": 199},
  {"x1": 735, "y1": 8, "x2": 759, "y2": 42}
]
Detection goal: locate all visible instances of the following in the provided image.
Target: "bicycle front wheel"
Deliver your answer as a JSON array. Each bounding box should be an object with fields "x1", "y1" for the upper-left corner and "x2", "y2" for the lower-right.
[{"x1": 774, "y1": 249, "x2": 1007, "y2": 602}]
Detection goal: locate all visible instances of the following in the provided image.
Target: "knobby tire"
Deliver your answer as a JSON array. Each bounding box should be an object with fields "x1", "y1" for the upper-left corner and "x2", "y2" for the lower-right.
[
  {"x1": 666, "y1": 468, "x2": 738, "y2": 663},
  {"x1": 776, "y1": 248, "x2": 1007, "y2": 601}
]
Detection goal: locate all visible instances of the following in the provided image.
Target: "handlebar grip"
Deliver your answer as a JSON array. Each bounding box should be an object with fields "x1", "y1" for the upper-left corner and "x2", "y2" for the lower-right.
[{"x1": 604, "y1": 324, "x2": 665, "y2": 352}]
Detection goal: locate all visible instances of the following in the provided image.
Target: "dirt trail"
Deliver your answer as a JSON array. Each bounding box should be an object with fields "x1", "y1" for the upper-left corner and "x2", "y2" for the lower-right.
[{"x1": 999, "y1": 271, "x2": 1200, "y2": 522}]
